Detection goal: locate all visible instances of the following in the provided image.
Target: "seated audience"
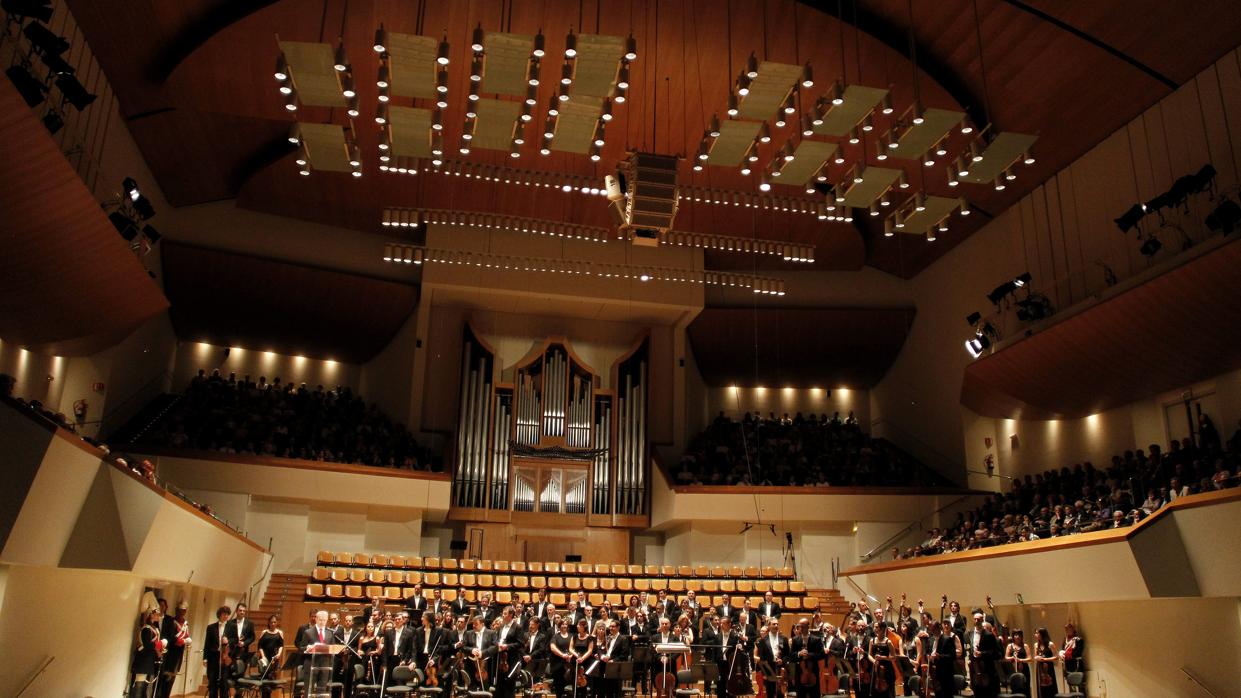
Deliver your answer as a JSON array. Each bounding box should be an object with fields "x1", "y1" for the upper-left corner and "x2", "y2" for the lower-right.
[
  {"x1": 676, "y1": 411, "x2": 952, "y2": 488},
  {"x1": 136, "y1": 369, "x2": 441, "y2": 471}
]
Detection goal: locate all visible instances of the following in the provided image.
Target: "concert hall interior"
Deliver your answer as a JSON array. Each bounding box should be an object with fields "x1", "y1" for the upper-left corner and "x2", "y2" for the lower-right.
[{"x1": 4, "y1": 1, "x2": 1241, "y2": 697}]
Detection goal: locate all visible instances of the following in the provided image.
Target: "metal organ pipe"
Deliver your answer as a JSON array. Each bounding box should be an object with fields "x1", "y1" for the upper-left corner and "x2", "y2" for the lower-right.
[
  {"x1": 473, "y1": 356, "x2": 489, "y2": 508},
  {"x1": 635, "y1": 360, "x2": 647, "y2": 513},
  {"x1": 454, "y1": 343, "x2": 473, "y2": 506}
]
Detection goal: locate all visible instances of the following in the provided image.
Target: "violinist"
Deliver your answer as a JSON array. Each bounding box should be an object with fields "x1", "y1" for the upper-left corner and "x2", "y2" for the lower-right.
[
  {"x1": 790, "y1": 618, "x2": 825, "y2": 698},
  {"x1": 415, "y1": 611, "x2": 444, "y2": 679},
  {"x1": 675, "y1": 614, "x2": 696, "y2": 646},
  {"x1": 385, "y1": 612, "x2": 415, "y2": 674},
  {"x1": 203, "y1": 606, "x2": 232, "y2": 698},
  {"x1": 224, "y1": 602, "x2": 256, "y2": 680},
  {"x1": 845, "y1": 619, "x2": 871, "y2": 698},
  {"x1": 1003, "y1": 628, "x2": 1030, "y2": 697},
  {"x1": 451, "y1": 587, "x2": 472, "y2": 618},
  {"x1": 360, "y1": 622, "x2": 383, "y2": 683},
  {"x1": 571, "y1": 618, "x2": 597, "y2": 697},
  {"x1": 821, "y1": 622, "x2": 846, "y2": 695},
  {"x1": 1031, "y1": 628, "x2": 1057, "y2": 698},
  {"x1": 756, "y1": 619, "x2": 789, "y2": 698},
  {"x1": 926, "y1": 621, "x2": 960, "y2": 698},
  {"x1": 494, "y1": 608, "x2": 526, "y2": 698},
  {"x1": 867, "y1": 622, "x2": 896, "y2": 698},
  {"x1": 712, "y1": 616, "x2": 743, "y2": 698},
  {"x1": 466, "y1": 614, "x2": 497, "y2": 689},
  {"x1": 597, "y1": 621, "x2": 631, "y2": 698},
  {"x1": 966, "y1": 614, "x2": 1001, "y2": 698},
  {"x1": 550, "y1": 619, "x2": 574, "y2": 698},
  {"x1": 522, "y1": 618, "x2": 550, "y2": 683}
]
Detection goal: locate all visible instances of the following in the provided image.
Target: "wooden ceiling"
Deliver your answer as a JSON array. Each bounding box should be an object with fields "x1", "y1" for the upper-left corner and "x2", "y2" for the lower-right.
[
  {"x1": 0, "y1": 79, "x2": 168, "y2": 356},
  {"x1": 160, "y1": 242, "x2": 418, "y2": 362},
  {"x1": 688, "y1": 306, "x2": 916, "y2": 388},
  {"x1": 961, "y1": 239, "x2": 1241, "y2": 420},
  {"x1": 65, "y1": 0, "x2": 1241, "y2": 277}
]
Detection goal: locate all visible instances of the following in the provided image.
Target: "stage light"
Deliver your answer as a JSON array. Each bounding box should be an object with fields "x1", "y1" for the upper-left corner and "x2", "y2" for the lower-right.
[
  {"x1": 39, "y1": 50, "x2": 74, "y2": 76},
  {"x1": 41, "y1": 109, "x2": 62, "y2": 134},
  {"x1": 109, "y1": 211, "x2": 140, "y2": 241},
  {"x1": 2, "y1": 0, "x2": 54, "y2": 22},
  {"x1": 436, "y1": 37, "x2": 450, "y2": 65},
  {"x1": 471, "y1": 24, "x2": 485, "y2": 52},
  {"x1": 123, "y1": 177, "x2": 141, "y2": 202},
  {"x1": 1206, "y1": 198, "x2": 1241, "y2": 234},
  {"x1": 1016, "y1": 293, "x2": 1053, "y2": 322},
  {"x1": 23, "y1": 21, "x2": 68, "y2": 55},
  {"x1": 565, "y1": 30, "x2": 577, "y2": 58},
  {"x1": 132, "y1": 193, "x2": 156, "y2": 221},
  {"x1": 1013, "y1": 272, "x2": 1031, "y2": 288},
  {"x1": 801, "y1": 61, "x2": 813, "y2": 88},
  {"x1": 625, "y1": 34, "x2": 638, "y2": 62},
  {"x1": 334, "y1": 41, "x2": 348, "y2": 72},
  {"x1": 6, "y1": 64, "x2": 47, "y2": 107},
  {"x1": 533, "y1": 31, "x2": 545, "y2": 58},
  {"x1": 745, "y1": 53, "x2": 759, "y2": 79},
  {"x1": 57, "y1": 73, "x2": 97, "y2": 110},
  {"x1": 142, "y1": 224, "x2": 162, "y2": 244},
  {"x1": 1114, "y1": 203, "x2": 1145, "y2": 233},
  {"x1": 1139, "y1": 236, "x2": 1162, "y2": 257},
  {"x1": 373, "y1": 25, "x2": 387, "y2": 53},
  {"x1": 966, "y1": 311, "x2": 982, "y2": 326}
]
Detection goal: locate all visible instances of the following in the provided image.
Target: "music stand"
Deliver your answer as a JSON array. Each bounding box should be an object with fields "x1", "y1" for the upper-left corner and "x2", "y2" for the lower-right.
[{"x1": 304, "y1": 643, "x2": 344, "y2": 698}]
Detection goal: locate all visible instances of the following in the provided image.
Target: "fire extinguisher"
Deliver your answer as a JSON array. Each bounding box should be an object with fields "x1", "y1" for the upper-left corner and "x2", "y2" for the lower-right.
[{"x1": 73, "y1": 399, "x2": 88, "y2": 423}]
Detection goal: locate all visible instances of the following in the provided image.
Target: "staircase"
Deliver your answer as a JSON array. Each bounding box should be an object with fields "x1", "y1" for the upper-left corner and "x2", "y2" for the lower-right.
[
  {"x1": 108, "y1": 392, "x2": 181, "y2": 445},
  {"x1": 809, "y1": 588, "x2": 853, "y2": 620},
  {"x1": 255, "y1": 572, "x2": 309, "y2": 621}
]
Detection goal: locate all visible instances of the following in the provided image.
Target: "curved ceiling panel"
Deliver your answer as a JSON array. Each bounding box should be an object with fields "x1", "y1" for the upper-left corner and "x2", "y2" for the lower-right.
[
  {"x1": 160, "y1": 241, "x2": 417, "y2": 363},
  {"x1": 0, "y1": 80, "x2": 168, "y2": 356},
  {"x1": 688, "y1": 306, "x2": 916, "y2": 388},
  {"x1": 962, "y1": 239, "x2": 1241, "y2": 420}
]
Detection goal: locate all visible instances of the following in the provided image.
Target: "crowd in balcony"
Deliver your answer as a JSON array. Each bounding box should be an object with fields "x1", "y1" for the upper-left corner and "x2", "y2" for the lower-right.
[
  {"x1": 674, "y1": 410, "x2": 952, "y2": 487},
  {"x1": 138, "y1": 369, "x2": 441, "y2": 471},
  {"x1": 899, "y1": 418, "x2": 1241, "y2": 559}
]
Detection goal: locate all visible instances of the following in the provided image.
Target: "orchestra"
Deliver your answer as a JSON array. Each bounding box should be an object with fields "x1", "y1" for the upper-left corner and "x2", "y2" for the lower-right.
[{"x1": 131, "y1": 588, "x2": 1083, "y2": 698}]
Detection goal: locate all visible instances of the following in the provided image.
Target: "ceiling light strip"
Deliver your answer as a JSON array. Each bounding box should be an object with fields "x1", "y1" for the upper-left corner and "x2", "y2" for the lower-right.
[{"x1": 382, "y1": 207, "x2": 611, "y2": 243}]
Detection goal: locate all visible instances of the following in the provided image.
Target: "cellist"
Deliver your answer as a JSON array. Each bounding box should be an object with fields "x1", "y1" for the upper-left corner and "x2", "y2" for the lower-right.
[{"x1": 790, "y1": 618, "x2": 825, "y2": 698}]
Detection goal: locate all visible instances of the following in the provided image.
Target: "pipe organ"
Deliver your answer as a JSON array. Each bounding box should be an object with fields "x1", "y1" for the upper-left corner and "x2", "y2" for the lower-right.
[{"x1": 451, "y1": 325, "x2": 650, "y2": 526}]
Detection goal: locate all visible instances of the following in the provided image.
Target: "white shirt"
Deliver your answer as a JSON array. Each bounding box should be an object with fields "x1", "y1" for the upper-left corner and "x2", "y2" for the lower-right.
[
  {"x1": 475, "y1": 632, "x2": 485, "y2": 651},
  {"x1": 314, "y1": 624, "x2": 327, "y2": 646},
  {"x1": 606, "y1": 634, "x2": 618, "y2": 657},
  {"x1": 393, "y1": 627, "x2": 405, "y2": 652},
  {"x1": 768, "y1": 635, "x2": 780, "y2": 657}
]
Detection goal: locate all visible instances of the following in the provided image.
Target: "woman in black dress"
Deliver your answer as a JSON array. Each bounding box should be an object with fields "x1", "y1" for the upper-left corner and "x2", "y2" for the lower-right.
[
  {"x1": 570, "y1": 618, "x2": 597, "y2": 698},
  {"x1": 1004, "y1": 629, "x2": 1030, "y2": 696},
  {"x1": 1032, "y1": 628, "x2": 1058, "y2": 698},
  {"x1": 867, "y1": 621, "x2": 896, "y2": 698},
  {"x1": 256, "y1": 615, "x2": 284, "y2": 696},
  {"x1": 360, "y1": 622, "x2": 383, "y2": 683},
  {"x1": 550, "y1": 618, "x2": 575, "y2": 698}
]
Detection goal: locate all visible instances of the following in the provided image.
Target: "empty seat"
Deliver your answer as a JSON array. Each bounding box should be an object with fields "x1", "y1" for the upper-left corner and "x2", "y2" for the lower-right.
[
  {"x1": 352, "y1": 553, "x2": 369, "y2": 566},
  {"x1": 719, "y1": 580, "x2": 736, "y2": 593},
  {"x1": 748, "y1": 596, "x2": 764, "y2": 608},
  {"x1": 627, "y1": 565, "x2": 643, "y2": 575},
  {"x1": 331, "y1": 584, "x2": 350, "y2": 598},
  {"x1": 441, "y1": 558, "x2": 459, "y2": 570},
  {"x1": 460, "y1": 573, "x2": 476, "y2": 586},
  {"x1": 496, "y1": 575, "x2": 512, "y2": 587},
  {"x1": 513, "y1": 575, "x2": 530, "y2": 588},
  {"x1": 335, "y1": 552, "x2": 352, "y2": 565},
  {"x1": 678, "y1": 565, "x2": 693, "y2": 577},
  {"x1": 565, "y1": 577, "x2": 581, "y2": 589},
  {"x1": 660, "y1": 565, "x2": 676, "y2": 576},
  {"x1": 595, "y1": 564, "x2": 611, "y2": 575},
  {"x1": 736, "y1": 580, "x2": 754, "y2": 593},
  {"x1": 802, "y1": 597, "x2": 818, "y2": 610},
  {"x1": 634, "y1": 578, "x2": 651, "y2": 591},
  {"x1": 495, "y1": 561, "x2": 511, "y2": 572},
  {"x1": 588, "y1": 593, "x2": 605, "y2": 605},
  {"x1": 423, "y1": 572, "x2": 440, "y2": 585},
  {"x1": 785, "y1": 597, "x2": 801, "y2": 611},
  {"x1": 442, "y1": 573, "x2": 459, "y2": 586},
  {"x1": 710, "y1": 566, "x2": 726, "y2": 577},
  {"x1": 686, "y1": 580, "x2": 702, "y2": 592},
  {"x1": 611, "y1": 564, "x2": 626, "y2": 575},
  {"x1": 306, "y1": 583, "x2": 325, "y2": 597},
  {"x1": 563, "y1": 563, "x2": 578, "y2": 574},
  {"x1": 386, "y1": 570, "x2": 404, "y2": 584},
  {"x1": 744, "y1": 566, "x2": 759, "y2": 577},
  {"x1": 789, "y1": 581, "x2": 806, "y2": 593},
  {"x1": 478, "y1": 574, "x2": 494, "y2": 587},
  {"x1": 347, "y1": 569, "x2": 365, "y2": 583},
  {"x1": 600, "y1": 578, "x2": 616, "y2": 591},
  {"x1": 312, "y1": 568, "x2": 330, "y2": 582},
  {"x1": 530, "y1": 576, "x2": 547, "y2": 588},
  {"x1": 385, "y1": 587, "x2": 403, "y2": 601},
  {"x1": 316, "y1": 551, "x2": 334, "y2": 565},
  {"x1": 548, "y1": 577, "x2": 564, "y2": 589},
  {"x1": 443, "y1": 589, "x2": 459, "y2": 601},
  {"x1": 777, "y1": 567, "x2": 794, "y2": 578},
  {"x1": 423, "y1": 557, "x2": 442, "y2": 569},
  {"x1": 514, "y1": 591, "x2": 530, "y2": 602},
  {"x1": 406, "y1": 571, "x2": 423, "y2": 585},
  {"x1": 617, "y1": 578, "x2": 634, "y2": 591},
  {"x1": 390, "y1": 555, "x2": 409, "y2": 568},
  {"x1": 728, "y1": 566, "x2": 744, "y2": 577},
  {"x1": 550, "y1": 593, "x2": 567, "y2": 605},
  {"x1": 772, "y1": 581, "x2": 789, "y2": 593},
  {"x1": 545, "y1": 562, "x2": 561, "y2": 573},
  {"x1": 694, "y1": 566, "x2": 710, "y2": 577},
  {"x1": 478, "y1": 559, "x2": 493, "y2": 571},
  {"x1": 371, "y1": 554, "x2": 389, "y2": 567},
  {"x1": 669, "y1": 579, "x2": 686, "y2": 592},
  {"x1": 365, "y1": 585, "x2": 383, "y2": 598},
  {"x1": 760, "y1": 566, "x2": 776, "y2": 578},
  {"x1": 643, "y1": 565, "x2": 659, "y2": 575},
  {"x1": 606, "y1": 593, "x2": 623, "y2": 605},
  {"x1": 460, "y1": 559, "x2": 477, "y2": 570},
  {"x1": 512, "y1": 561, "x2": 528, "y2": 572},
  {"x1": 754, "y1": 581, "x2": 771, "y2": 593},
  {"x1": 582, "y1": 578, "x2": 599, "y2": 590},
  {"x1": 529, "y1": 562, "x2": 545, "y2": 572},
  {"x1": 496, "y1": 591, "x2": 512, "y2": 603},
  {"x1": 703, "y1": 580, "x2": 719, "y2": 593},
  {"x1": 368, "y1": 570, "x2": 386, "y2": 584}
]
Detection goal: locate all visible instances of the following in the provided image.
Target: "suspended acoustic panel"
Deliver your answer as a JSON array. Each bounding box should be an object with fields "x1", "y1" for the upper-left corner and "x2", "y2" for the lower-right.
[
  {"x1": 480, "y1": 32, "x2": 534, "y2": 96},
  {"x1": 774, "y1": 140, "x2": 838, "y2": 187},
  {"x1": 888, "y1": 107, "x2": 965, "y2": 160},
  {"x1": 386, "y1": 32, "x2": 439, "y2": 99},
  {"x1": 840, "y1": 166, "x2": 902, "y2": 208},
  {"x1": 959, "y1": 132, "x2": 1038, "y2": 184},
  {"x1": 707, "y1": 119, "x2": 762, "y2": 167},
  {"x1": 278, "y1": 41, "x2": 345, "y2": 107},
  {"x1": 897, "y1": 195, "x2": 960, "y2": 234},
  {"x1": 737, "y1": 61, "x2": 802, "y2": 120},
  {"x1": 473, "y1": 98, "x2": 522, "y2": 151},
  {"x1": 572, "y1": 34, "x2": 625, "y2": 97},
  {"x1": 813, "y1": 84, "x2": 889, "y2": 137},
  {"x1": 551, "y1": 96, "x2": 603, "y2": 154},
  {"x1": 299, "y1": 122, "x2": 352, "y2": 172},
  {"x1": 388, "y1": 106, "x2": 434, "y2": 158}
]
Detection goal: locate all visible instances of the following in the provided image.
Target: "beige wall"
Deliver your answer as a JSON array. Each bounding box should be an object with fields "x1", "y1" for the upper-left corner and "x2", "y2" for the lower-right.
[
  {"x1": 360, "y1": 306, "x2": 421, "y2": 426},
  {"x1": 0, "y1": 340, "x2": 68, "y2": 410},
  {"x1": 873, "y1": 47, "x2": 1241, "y2": 477}
]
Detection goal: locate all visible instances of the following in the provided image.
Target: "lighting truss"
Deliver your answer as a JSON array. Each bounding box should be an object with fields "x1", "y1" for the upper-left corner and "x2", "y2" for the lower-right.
[{"x1": 378, "y1": 245, "x2": 787, "y2": 295}]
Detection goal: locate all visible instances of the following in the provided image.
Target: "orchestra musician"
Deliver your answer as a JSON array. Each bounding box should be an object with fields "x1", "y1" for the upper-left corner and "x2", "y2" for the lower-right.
[
  {"x1": 430, "y1": 587, "x2": 448, "y2": 616},
  {"x1": 224, "y1": 602, "x2": 256, "y2": 679},
  {"x1": 550, "y1": 618, "x2": 575, "y2": 698},
  {"x1": 1058, "y1": 623, "x2": 1084, "y2": 675},
  {"x1": 758, "y1": 592, "x2": 782, "y2": 624},
  {"x1": 595, "y1": 620, "x2": 631, "y2": 698},
  {"x1": 359, "y1": 622, "x2": 383, "y2": 684},
  {"x1": 415, "y1": 610, "x2": 444, "y2": 674},
  {"x1": 157, "y1": 601, "x2": 191, "y2": 698},
  {"x1": 756, "y1": 618, "x2": 789, "y2": 698},
  {"x1": 966, "y1": 613, "x2": 1001, "y2": 698},
  {"x1": 493, "y1": 608, "x2": 527, "y2": 698},
  {"x1": 383, "y1": 611, "x2": 415, "y2": 674},
  {"x1": 790, "y1": 618, "x2": 825, "y2": 698},
  {"x1": 466, "y1": 614, "x2": 497, "y2": 689},
  {"x1": 1003, "y1": 628, "x2": 1030, "y2": 698},
  {"x1": 406, "y1": 582, "x2": 429, "y2": 620},
  {"x1": 927, "y1": 621, "x2": 961, "y2": 698},
  {"x1": 570, "y1": 618, "x2": 597, "y2": 697},
  {"x1": 716, "y1": 594, "x2": 739, "y2": 622},
  {"x1": 533, "y1": 589, "x2": 552, "y2": 622},
  {"x1": 203, "y1": 606, "x2": 232, "y2": 698},
  {"x1": 132, "y1": 607, "x2": 166, "y2": 698},
  {"x1": 1032, "y1": 628, "x2": 1058, "y2": 698},
  {"x1": 451, "y1": 587, "x2": 472, "y2": 617},
  {"x1": 522, "y1": 618, "x2": 550, "y2": 683},
  {"x1": 711, "y1": 616, "x2": 743, "y2": 698},
  {"x1": 257, "y1": 615, "x2": 286, "y2": 697},
  {"x1": 821, "y1": 622, "x2": 846, "y2": 695}
]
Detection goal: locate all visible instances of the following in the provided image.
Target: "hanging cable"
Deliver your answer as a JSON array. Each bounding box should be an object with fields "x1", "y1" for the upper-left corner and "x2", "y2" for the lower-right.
[{"x1": 971, "y1": 0, "x2": 992, "y2": 127}]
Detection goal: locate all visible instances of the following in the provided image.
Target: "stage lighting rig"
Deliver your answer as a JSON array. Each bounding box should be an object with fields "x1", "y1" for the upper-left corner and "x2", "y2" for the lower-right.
[
  {"x1": 1206, "y1": 198, "x2": 1240, "y2": 235},
  {"x1": 965, "y1": 322, "x2": 997, "y2": 359},
  {"x1": 2, "y1": 0, "x2": 53, "y2": 22},
  {"x1": 1015, "y1": 293, "x2": 1053, "y2": 322},
  {"x1": 986, "y1": 272, "x2": 1032, "y2": 307}
]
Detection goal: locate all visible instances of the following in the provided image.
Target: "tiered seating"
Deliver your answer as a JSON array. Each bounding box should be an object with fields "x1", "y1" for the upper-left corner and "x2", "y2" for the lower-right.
[{"x1": 305, "y1": 554, "x2": 819, "y2": 612}]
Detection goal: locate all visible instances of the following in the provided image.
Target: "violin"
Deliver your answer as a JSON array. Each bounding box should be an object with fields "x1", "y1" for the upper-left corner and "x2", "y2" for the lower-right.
[
  {"x1": 576, "y1": 660, "x2": 588, "y2": 688},
  {"x1": 425, "y1": 659, "x2": 440, "y2": 687}
]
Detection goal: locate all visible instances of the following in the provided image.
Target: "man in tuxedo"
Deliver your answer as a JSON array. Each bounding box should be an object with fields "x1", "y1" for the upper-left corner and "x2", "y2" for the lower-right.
[
  {"x1": 465, "y1": 614, "x2": 497, "y2": 689},
  {"x1": 493, "y1": 608, "x2": 526, "y2": 698},
  {"x1": 966, "y1": 613, "x2": 1001, "y2": 698},
  {"x1": 684, "y1": 590, "x2": 702, "y2": 620},
  {"x1": 758, "y1": 592, "x2": 782, "y2": 624},
  {"x1": 756, "y1": 619, "x2": 789, "y2": 698},
  {"x1": 224, "y1": 602, "x2": 256, "y2": 681},
  {"x1": 477, "y1": 593, "x2": 499, "y2": 626},
  {"x1": 203, "y1": 606, "x2": 232, "y2": 698},
  {"x1": 413, "y1": 611, "x2": 443, "y2": 674},
  {"x1": 429, "y1": 587, "x2": 448, "y2": 616},
  {"x1": 451, "y1": 587, "x2": 472, "y2": 617},
  {"x1": 448, "y1": 615, "x2": 470, "y2": 662},
  {"x1": 531, "y1": 589, "x2": 552, "y2": 622},
  {"x1": 573, "y1": 590, "x2": 595, "y2": 621},
  {"x1": 336, "y1": 614, "x2": 364, "y2": 697},
  {"x1": 564, "y1": 600, "x2": 585, "y2": 628},
  {"x1": 943, "y1": 601, "x2": 967, "y2": 643},
  {"x1": 594, "y1": 620, "x2": 630, "y2": 698},
  {"x1": 384, "y1": 612, "x2": 415, "y2": 674},
  {"x1": 716, "y1": 594, "x2": 739, "y2": 622},
  {"x1": 649, "y1": 617, "x2": 679, "y2": 687},
  {"x1": 406, "y1": 583, "x2": 429, "y2": 621},
  {"x1": 710, "y1": 616, "x2": 744, "y2": 698},
  {"x1": 790, "y1": 618, "x2": 825, "y2": 698},
  {"x1": 521, "y1": 617, "x2": 550, "y2": 681}
]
